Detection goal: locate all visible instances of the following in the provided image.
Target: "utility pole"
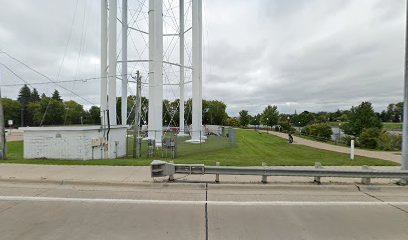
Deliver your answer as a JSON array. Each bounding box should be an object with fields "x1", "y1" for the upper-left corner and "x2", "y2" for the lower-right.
[
  {"x1": 401, "y1": 0, "x2": 408, "y2": 184},
  {"x1": 0, "y1": 87, "x2": 6, "y2": 160},
  {"x1": 133, "y1": 71, "x2": 142, "y2": 157}
]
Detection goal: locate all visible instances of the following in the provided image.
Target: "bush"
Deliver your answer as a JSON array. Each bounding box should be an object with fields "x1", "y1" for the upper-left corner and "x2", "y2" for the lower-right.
[
  {"x1": 377, "y1": 133, "x2": 402, "y2": 151},
  {"x1": 341, "y1": 135, "x2": 359, "y2": 147},
  {"x1": 359, "y1": 128, "x2": 381, "y2": 149},
  {"x1": 302, "y1": 123, "x2": 333, "y2": 139},
  {"x1": 277, "y1": 121, "x2": 296, "y2": 133}
]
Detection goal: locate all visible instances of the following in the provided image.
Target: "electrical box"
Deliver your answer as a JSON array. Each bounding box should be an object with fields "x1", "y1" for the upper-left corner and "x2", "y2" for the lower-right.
[{"x1": 91, "y1": 138, "x2": 101, "y2": 147}]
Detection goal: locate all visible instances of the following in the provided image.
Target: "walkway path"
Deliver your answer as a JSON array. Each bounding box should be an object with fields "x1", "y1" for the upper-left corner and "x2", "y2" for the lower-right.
[{"x1": 260, "y1": 130, "x2": 401, "y2": 164}]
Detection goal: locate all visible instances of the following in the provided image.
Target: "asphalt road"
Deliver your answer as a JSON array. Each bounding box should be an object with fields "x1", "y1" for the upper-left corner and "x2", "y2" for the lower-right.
[{"x1": 0, "y1": 182, "x2": 408, "y2": 240}]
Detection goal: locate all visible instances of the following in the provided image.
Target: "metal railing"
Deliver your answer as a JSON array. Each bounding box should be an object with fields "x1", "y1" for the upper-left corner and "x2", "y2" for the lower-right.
[{"x1": 151, "y1": 160, "x2": 408, "y2": 184}]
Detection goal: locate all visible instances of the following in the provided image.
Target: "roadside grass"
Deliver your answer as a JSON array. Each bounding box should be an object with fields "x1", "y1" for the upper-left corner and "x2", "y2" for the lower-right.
[
  {"x1": 383, "y1": 122, "x2": 402, "y2": 130},
  {"x1": 2, "y1": 129, "x2": 398, "y2": 166}
]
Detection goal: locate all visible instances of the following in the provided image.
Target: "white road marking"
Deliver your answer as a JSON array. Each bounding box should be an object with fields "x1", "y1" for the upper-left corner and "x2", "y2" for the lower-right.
[{"x1": 0, "y1": 196, "x2": 408, "y2": 206}]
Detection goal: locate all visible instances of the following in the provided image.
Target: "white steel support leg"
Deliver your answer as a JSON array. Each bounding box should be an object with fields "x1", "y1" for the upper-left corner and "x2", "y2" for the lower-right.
[
  {"x1": 401, "y1": 0, "x2": 408, "y2": 184},
  {"x1": 178, "y1": 0, "x2": 186, "y2": 136},
  {"x1": 148, "y1": 0, "x2": 163, "y2": 144},
  {"x1": 100, "y1": 0, "x2": 108, "y2": 126},
  {"x1": 190, "y1": 0, "x2": 203, "y2": 143},
  {"x1": 198, "y1": 0, "x2": 205, "y2": 140},
  {"x1": 121, "y1": 0, "x2": 128, "y2": 126},
  {"x1": 108, "y1": 0, "x2": 117, "y2": 125}
]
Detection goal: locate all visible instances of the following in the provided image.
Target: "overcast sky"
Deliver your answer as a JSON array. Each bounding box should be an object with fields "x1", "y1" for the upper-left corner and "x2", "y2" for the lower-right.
[{"x1": 0, "y1": 0, "x2": 405, "y2": 116}]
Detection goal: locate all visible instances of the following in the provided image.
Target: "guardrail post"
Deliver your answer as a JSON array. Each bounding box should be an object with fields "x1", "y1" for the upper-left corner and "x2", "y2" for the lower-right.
[
  {"x1": 361, "y1": 165, "x2": 371, "y2": 185},
  {"x1": 262, "y1": 162, "x2": 267, "y2": 184},
  {"x1": 215, "y1": 162, "x2": 220, "y2": 183},
  {"x1": 350, "y1": 140, "x2": 355, "y2": 160},
  {"x1": 169, "y1": 161, "x2": 175, "y2": 181},
  {"x1": 314, "y1": 162, "x2": 322, "y2": 184}
]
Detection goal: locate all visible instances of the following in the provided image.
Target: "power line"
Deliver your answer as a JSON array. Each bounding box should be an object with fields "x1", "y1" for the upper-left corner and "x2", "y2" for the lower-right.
[
  {"x1": 0, "y1": 74, "x2": 131, "y2": 87},
  {"x1": 0, "y1": 63, "x2": 34, "y2": 88},
  {"x1": 0, "y1": 50, "x2": 95, "y2": 105}
]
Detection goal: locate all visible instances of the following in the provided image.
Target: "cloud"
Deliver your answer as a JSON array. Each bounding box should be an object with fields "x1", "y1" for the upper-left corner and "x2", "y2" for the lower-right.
[{"x1": 0, "y1": 0, "x2": 405, "y2": 117}]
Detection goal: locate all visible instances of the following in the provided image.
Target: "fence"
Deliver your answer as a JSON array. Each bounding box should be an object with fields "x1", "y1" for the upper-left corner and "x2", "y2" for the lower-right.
[{"x1": 126, "y1": 127, "x2": 236, "y2": 159}]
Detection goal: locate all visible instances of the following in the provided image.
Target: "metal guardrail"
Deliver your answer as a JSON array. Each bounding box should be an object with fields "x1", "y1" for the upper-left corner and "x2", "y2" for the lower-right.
[{"x1": 151, "y1": 160, "x2": 408, "y2": 184}]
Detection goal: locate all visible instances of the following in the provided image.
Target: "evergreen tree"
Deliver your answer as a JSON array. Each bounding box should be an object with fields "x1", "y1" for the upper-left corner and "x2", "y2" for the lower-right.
[
  {"x1": 41, "y1": 93, "x2": 47, "y2": 99},
  {"x1": 31, "y1": 88, "x2": 40, "y2": 102},
  {"x1": 52, "y1": 90, "x2": 62, "y2": 102},
  {"x1": 17, "y1": 84, "x2": 32, "y2": 126},
  {"x1": 17, "y1": 85, "x2": 31, "y2": 106}
]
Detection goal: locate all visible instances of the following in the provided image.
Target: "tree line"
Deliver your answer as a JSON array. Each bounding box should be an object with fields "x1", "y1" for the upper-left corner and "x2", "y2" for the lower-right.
[
  {"x1": 236, "y1": 101, "x2": 403, "y2": 150},
  {"x1": 2, "y1": 85, "x2": 229, "y2": 127}
]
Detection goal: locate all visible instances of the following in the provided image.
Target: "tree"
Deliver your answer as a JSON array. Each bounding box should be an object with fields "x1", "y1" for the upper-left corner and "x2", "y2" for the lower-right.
[
  {"x1": 17, "y1": 84, "x2": 32, "y2": 126},
  {"x1": 250, "y1": 114, "x2": 261, "y2": 125},
  {"x1": 226, "y1": 117, "x2": 239, "y2": 127},
  {"x1": 342, "y1": 102, "x2": 382, "y2": 136},
  {"x1": 17, "y1": 85, "x2": 31, "y2": 106},
  {"x1": 302, "y1": 123, "x2": 333, "y2": 139},
  {"x1": 51, "y1": 90, "x2": 62, "y2": 102},
  {"x1": 64, "y1": 100, "x2": 85, "y2": 125},
  {"x1": 31, "y1": 88, "x2": 40, "y2": 102},
  {"x1": 1, "y1": 98, "x2": 21, "y2": 127},
  {"x1": 239, "y1": 110, "x2": 250, "y2": 127},
  {"x1": 359, "y1": 128, "x2": 381, "y2": 149},
  {"x1": 29, "y1": 97, "x2": 65, "y2": 126},
  {"x1": 296, "y1": 111, "x2": 315, "y2": 126},
  {"x1": 87, "y1": 106, "x2": 101, "y2": 125},
  {"x1": 202, "y1": 100, "x2": 228, "y2": 125},
  {"x1": 261, "y1": 105, "x2": 279, "y2": 127}
]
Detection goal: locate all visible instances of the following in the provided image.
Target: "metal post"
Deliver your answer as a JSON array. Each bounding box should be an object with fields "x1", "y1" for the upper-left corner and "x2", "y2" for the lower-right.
[
  {"x1": 314, "y1": 162, "x2": 322, "y2": 184},
  {"x1": 133, "y1": 71, "x2": 142, "y2": 158},
  {"x1": 350, "y1": 140, "x2": 355, "y2": 160},
  {"x1": 178, "y1": 0, "x2": 185, "y2": 136},
  {"x1": 361, "y1": 165, "x2": 371, "y2": 185},
  {"x1": 215, "y1": 162, "x2": 220, "y2": 183},
  {"x1": 0, "y1": 87, "x2": 6, "y2": 160},
  {"x1": 108, "y1": 0, "x2": 117, "y2": 125},
  {"x1": 121, "y1": 0, "x2": 128, "y2": 126},
  {"x1": 148, "y1": 0, "x2": 163, "y2": 145},
  {"x1": 262, "y1": 162, "x2": 267, "y2": 183},
  {"x1": 169, "y1": 160, "x2": 175, "y2": 181},
  {"x1": 100, "y1": 0, "x2": 108, "y2": 126},
  {"x1": 401, "y1": 0, "x2": 408, "y2": 184}
]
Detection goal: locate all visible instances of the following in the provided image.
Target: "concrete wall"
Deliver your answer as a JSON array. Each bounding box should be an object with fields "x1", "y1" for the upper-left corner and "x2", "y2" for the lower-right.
[{"x1": 22, "y1": 126, "x2": 127, "y2": 160}]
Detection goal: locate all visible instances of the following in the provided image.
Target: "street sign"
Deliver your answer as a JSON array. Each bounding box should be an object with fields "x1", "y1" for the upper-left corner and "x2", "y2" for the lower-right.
[{"x1": 7, "y1": 120, "x2": 13, "y2": 126}]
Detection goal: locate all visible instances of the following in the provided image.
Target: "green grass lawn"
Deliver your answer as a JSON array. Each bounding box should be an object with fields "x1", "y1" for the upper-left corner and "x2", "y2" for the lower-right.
[
  {"x1": 383, "y1": 122, "x2": 402, "y2": 130},
  {"x1": 2, "y1": 129, "x2": 398, "y2": 166}
]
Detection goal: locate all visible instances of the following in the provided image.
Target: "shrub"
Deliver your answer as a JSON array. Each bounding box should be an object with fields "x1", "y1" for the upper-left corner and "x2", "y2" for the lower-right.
[
  {"x1": 341, "y1": 135, "x2": 359, "y2": 147},
  {"x1": 377, "y1": 133, "x2": 402, "y2": 151},
  {"x1": 302, "y1": 123, "x2": 333, "y2": 139},
  {"x1": 277, "y1": 121, "x2": 296, "y2": 133},
  {"x1": 359, "y1": 128, "x2": 381, "y2": 149}
]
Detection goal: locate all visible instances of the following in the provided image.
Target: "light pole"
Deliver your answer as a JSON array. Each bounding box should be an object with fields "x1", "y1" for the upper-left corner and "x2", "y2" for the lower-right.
[
  {"x1": 338, "y1": 123, "x2": 342, "y2": 144},
  {"x1": 287, "y1": 116, "x2": 290, "y2": 133},
  {"x1": 266, "y1": 117, "x2": 269, "y2": 133},
  {"x1": 254, "y1": 118, "x2": 256, "y2": 131}
]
